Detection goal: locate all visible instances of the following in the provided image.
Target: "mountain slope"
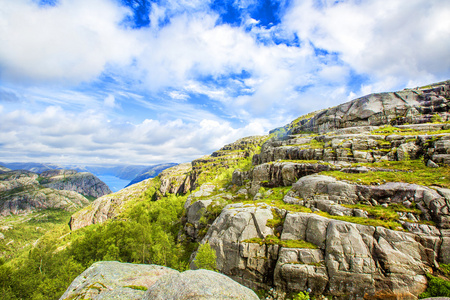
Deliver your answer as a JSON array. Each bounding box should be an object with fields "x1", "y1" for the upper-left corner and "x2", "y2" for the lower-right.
[{"x1": 0, "y1": 169, "x2": 111, "y2": 216}]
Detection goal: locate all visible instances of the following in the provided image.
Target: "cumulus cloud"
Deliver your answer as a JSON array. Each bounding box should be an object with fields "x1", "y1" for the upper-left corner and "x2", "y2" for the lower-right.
[
  {"x1": 0, "y1": 105, "x2": 267, "y2": 164},
  {"x1": 0, "y1": 0, "x2": 140, "y2": 83},
  {"x1": 285, "y1": 0, "x2": 450, "y2": 90},
  {"x1": 103, "y1": 94, "x2": 118, "y2": 108}
]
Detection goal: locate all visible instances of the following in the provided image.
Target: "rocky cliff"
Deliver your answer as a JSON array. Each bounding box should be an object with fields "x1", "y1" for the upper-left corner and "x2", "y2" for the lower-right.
[
  {"x1": 185, "y1": 80, "x2": 450, "y2": 299},
  {"x1": 66, "y1": 80, "x2": 450, "y2": 299},
  {"x1": 0, "y1": 169, "x2": 110, "y2": 216},
  {"x1": 39, "y1": 169, "x2": 111, "y2": 198}
]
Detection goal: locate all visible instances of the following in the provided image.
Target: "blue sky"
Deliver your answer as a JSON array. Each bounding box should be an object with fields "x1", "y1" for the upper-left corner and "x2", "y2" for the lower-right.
[{"x1": 0, "y1": 0, "x2": 449, "y2": 165}]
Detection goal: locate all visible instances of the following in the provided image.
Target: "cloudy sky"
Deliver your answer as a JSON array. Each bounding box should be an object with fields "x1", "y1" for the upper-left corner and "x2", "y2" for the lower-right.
[{"x1": 0, "y1": 0, "x2": 449, "y2": 165}]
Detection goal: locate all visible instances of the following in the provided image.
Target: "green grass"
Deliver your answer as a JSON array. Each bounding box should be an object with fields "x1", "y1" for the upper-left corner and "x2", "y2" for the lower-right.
[
  {"x1": 342, "y1": 203, "x2": 421, "y2": 220},
  {"x1": 371, "y1": 125, "x2": 450, "y2": 136},
  {"x1": 125, "y1": 285, "x2": 148, "y2": 291},
  {"x1": 314, "y1": 211, "x2": 403, "y2": 230},
  {"x1": 0, "y1": 209, "x2": 73, "y2": 261},
  {"x1": 243, "y1": 235, "x2": 318, "y2": 249},
  {"x1": 321, "y1": 159, "x2": 450, "y2": 188}
]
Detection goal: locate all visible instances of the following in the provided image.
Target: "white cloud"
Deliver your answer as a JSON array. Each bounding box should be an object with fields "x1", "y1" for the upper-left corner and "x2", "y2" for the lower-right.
[
  {"x1": 285, "y1": 0, "x2": 450, "y2": 89},
  {"x1": 103, "y1": 94, "x2": 118, "y2": 108},
  {"x1": 0, "y1": 0, "x2": 140, "y2": 84},
  {"x1": 0, "y1": 105, "x2": 268, "y2": 165}
]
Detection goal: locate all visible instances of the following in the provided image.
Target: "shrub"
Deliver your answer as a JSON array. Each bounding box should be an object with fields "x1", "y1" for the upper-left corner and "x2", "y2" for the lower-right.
[
  {"x1": 419, "y1": 273, "x2": 450, "y2": 298},
  {"x1": 292, "y1": 291, "x2": 310, "y2": 300},
  {"x1": 194, "y1": 242, "x2": 217, "y2": 271}
]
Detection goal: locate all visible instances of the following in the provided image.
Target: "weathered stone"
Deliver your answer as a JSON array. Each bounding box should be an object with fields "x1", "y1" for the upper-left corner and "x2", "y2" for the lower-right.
[
  {"x1": 59, "y1": 261, "x2": 177, "y2": 300},
  {"x1": 0, "y1": 170, "x2": 97, "y2": 216},
  {"x1": 41, "y1": 170, "x2": 111, "y2": 198},
  {"x1": 142, "y1": 269, "x2": 259, "y2": 300},
  {"x1": 397, "y1": 142, "x2": 420, "y2": 160},
  {"x1": 427, "y1": 159, "x2": 439, "y2": 168},
  {"x1": 69, "y1": 179, "x2": 151, "y2": 230},
  {"x1": 288, "y1": 175, "x2": 359, "y2": 204}
]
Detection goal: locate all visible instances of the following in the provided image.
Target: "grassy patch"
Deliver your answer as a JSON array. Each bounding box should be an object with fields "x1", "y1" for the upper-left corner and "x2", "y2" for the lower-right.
[
  {"x1": 243, "y1": 235, "x2": 317, "y2": 249},
  {"x1": 314, "y1": 211, "x2": 402, "y2": 230},
  {"x1": 419, "y1": 273, "x2": 450, "y2": 298},
  {"x1": 0, "y1": 209, "x2": 73, "y2": 261},
  {"x1": 321, "y1": 159, "x2": 450, "y2": 188},
  {"x1": 125, "y1": 285, "x2": 148, "y2": 291},
  {"x1": 371, "y1": 125, "x2": 450, "y2": 136}
]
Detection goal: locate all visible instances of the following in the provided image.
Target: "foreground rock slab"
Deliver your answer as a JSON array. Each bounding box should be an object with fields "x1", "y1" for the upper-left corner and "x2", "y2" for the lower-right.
[
  {"x1": 60, "y1": 261, "x2": 259, "y2": 300},
  {"x1": 143, "y1": 269, "x2": 259, "y2": 300}
]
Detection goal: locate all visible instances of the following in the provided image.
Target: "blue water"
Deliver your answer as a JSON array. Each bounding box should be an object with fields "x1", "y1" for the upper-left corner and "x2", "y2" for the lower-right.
[{"x1": 97, "y1": 175, "x2": 130, "y2": 192}]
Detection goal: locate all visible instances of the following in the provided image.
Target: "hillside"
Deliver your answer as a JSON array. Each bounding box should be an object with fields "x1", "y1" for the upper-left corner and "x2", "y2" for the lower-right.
[
  {"x1": 2, "y1": 80, "x2": 450, "y2": 300},
  {"x1": 0, "y1": 169, "x2": 111, "y2": 261}
]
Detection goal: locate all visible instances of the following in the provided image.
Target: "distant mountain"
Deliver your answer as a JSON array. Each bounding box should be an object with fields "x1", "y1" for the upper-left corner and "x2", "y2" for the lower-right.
[
  {"x1": 125, "y1": 163, "x2": 178, "y2": 187},
  {"x1": 0, "y1": 162, "x2": 64, "y2": 173},
  {"x1": 0, "y1": 165, "x2": 11, "y2": 173},
  {"x1": 0, "y1": 169, "x2": 110, "y2": 216},
  {"x1": 0, "y1": 162, "x2": 178, "y2": 184}
]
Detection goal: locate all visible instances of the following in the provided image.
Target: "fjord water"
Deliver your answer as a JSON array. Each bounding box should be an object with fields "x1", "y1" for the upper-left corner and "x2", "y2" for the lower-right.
[{"x1": 96, "y1": 175, "x2": 130, "y2": 192}]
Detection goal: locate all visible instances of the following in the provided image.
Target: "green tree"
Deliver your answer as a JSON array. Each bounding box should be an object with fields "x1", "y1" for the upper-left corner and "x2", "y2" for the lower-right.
[{"x1": 194, "y1": 242, "x2": 217, "y2": 271}]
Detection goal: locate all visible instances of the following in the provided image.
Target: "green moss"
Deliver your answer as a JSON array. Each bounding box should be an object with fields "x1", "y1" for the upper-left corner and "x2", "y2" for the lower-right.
[
  {"x1": 243, "y1": 235, "x2": 317, "y2": 249},
  {"x1": 371, "y1": 125, "x2": 450, "y2": 136},
  {"x1": 125, "y1": 285, "x2": 148, "y2": 291},
  {"x1": 419, "y1": 273, "x2": 450, "y2": 298},
  {"x1": 321, "y1": 159, "x2": 450, "y2": 189},
  {"x1": 314, "y1": 211, "x2": 403, "y2": 230}
]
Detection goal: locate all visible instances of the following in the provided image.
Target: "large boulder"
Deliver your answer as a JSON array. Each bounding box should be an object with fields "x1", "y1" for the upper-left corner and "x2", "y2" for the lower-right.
[
  {"x1": 59, "y1": 261, "x2": 177, "y2": 300},
  {"x1": 60, "y1": 261, "x2": 258, "y2": 300},
  {"x1": 142, "y1": 269, "x2": 259, "y2": 300}
]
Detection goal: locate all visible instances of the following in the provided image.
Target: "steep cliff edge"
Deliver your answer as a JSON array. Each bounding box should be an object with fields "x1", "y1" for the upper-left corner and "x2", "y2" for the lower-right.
[
  {"x1": 40, "y1": 169, "x2": 111, "y2": 198},
  {"x1": 0, "y1": 169, "x2": 110, "y2": 216},
  {"x1": 273, "y1": 80, "x2": 450, "y2": 134}
]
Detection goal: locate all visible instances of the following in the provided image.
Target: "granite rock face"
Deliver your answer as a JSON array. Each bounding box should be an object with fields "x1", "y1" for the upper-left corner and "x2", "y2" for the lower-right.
[
  {"x1": 59, "y1": 261, "x2": 259, "y2": 300},
  {"x1": 69, "y1": 179, "x2": 151, "y2": 230},
  {"x1": 195, "y1": 200, "x2": 439, "y2": 299},
  {"x1": 284, "y1": 82, "x2": 450, "y2": 134},
  {"x1": 143, "y1": 269, "x2": 259, "y2": 300},
  {"x1": 59, "y1": 261, "x2": 177, "y2": 300},
  {"x1": 0, "y1": 170, "x2": 91, "y2": 216},
  {"x1": 40, "y1": 169, "x2": 111, "y2": 198}
]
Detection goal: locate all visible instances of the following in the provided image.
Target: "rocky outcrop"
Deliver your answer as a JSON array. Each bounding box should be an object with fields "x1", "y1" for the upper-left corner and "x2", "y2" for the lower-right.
[
  {"x1": 59, "y1": 261, "x2": 259, "y2": 300},
  {"x1": 193, "y1": 197, "x2": 441, "y2": 299},
  {"x1": 0, "y1": 170, "x2": 90, "y2": 216},
  {"x1": 277, "y1": 81, "x2": 450, "y2": 134},
  {"x1": 254, "y1": 123, "x2": 450, "y2": 166},
  {"x1": 158, "y1": 162, "x2": 193, "y2": 196},
  {"x1": 69, "y1": 178, "x2": 151, "y2": 230},
  {"x1": 59, "y1": 261, "x2": 177, "y2": 300},
  {"x1": 143, "y1": 269, "x2": 259, "y2": 300},
  {"x1": 40, "y1": 169, "x2": 111, "y2": 198}
]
